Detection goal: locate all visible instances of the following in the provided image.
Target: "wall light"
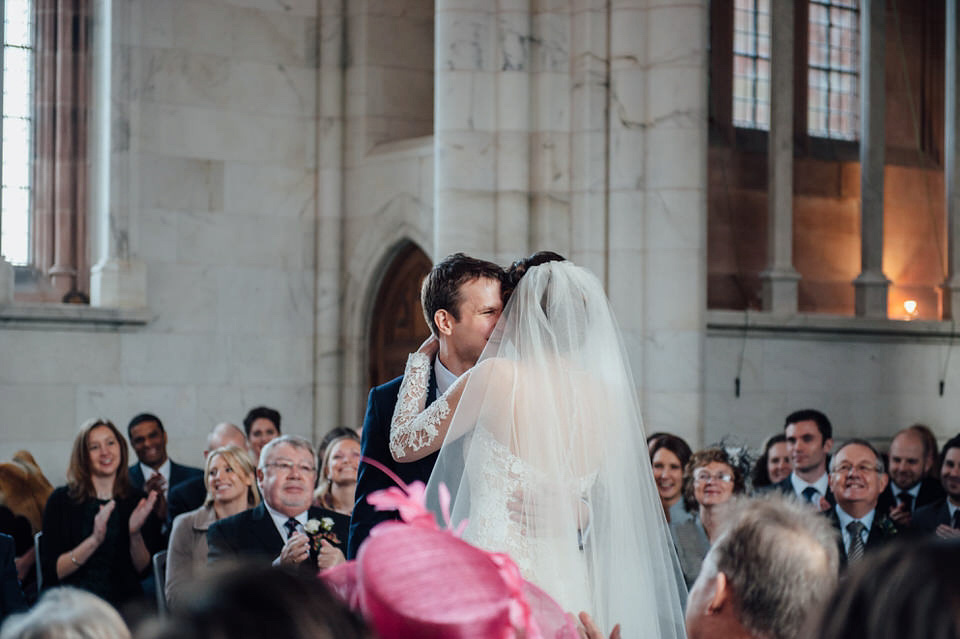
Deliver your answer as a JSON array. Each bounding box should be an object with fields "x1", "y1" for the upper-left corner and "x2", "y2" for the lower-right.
[{"x1": 903, "y1": 299, "x2": 918, "y2": 319}]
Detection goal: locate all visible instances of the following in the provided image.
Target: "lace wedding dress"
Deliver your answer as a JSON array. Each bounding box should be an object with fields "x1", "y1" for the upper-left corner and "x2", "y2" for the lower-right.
[{"x1": 389, "y1": 261, "x2": 687, "y2": 639}]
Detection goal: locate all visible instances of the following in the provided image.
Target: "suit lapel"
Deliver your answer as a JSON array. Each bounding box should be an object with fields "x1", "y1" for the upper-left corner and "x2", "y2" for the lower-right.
[{"x1": 250, "y1": 504, "x2": 284, "y2": 555}]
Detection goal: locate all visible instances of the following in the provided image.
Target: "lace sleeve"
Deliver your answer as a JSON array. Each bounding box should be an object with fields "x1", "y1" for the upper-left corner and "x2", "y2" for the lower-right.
[{"x1": 389, "y1": 353, "x2": 452, "y2": 461}]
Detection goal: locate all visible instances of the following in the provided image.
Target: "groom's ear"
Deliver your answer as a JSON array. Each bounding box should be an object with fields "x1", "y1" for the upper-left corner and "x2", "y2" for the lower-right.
[{"x1": 434, "y1": 309, "x2": 454, "y2": 336}]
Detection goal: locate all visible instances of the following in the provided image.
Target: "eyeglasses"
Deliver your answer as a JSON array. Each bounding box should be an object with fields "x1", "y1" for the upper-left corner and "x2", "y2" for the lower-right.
[
  {"x1": 693, "y1": 470, "x2": 733, "y2": 484},
  {"x1": 831, "y1": 463, "x2": 881, "y2": 476},
  {"x1": 264, "y1": 461, "x2": 317, "y2": 475}
]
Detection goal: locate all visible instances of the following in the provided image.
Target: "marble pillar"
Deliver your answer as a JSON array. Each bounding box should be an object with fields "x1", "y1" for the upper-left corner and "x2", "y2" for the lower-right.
[
  {"x1": 434, "y1": 0, "x2": 530, "y2": 264},
  {"x1": 89, "y1": 0, "x2": 147, "y2": 309},
  {"x1": 942, "y1": 0, "x2": 960, "y2": 320},
  {"x1": 853, "y1": 0, "x2": 889, "y2": 318},
  {"x1": 0, "y1": 258, "x2": 12, "y2": 303},
  {"x1": 760, "y1": 0, "x2": 800, "y2": 314},
  {"x1": 318, "y1": 0, "x2": 345, "y2": 440}
]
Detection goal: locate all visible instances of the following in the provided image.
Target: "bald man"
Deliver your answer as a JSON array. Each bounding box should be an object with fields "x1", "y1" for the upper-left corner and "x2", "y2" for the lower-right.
[
  {"x1": 877, "y1": 428, "x2": 945, "y2": 527},
  {"x1": 167, "y1": 423, "x2": 250, "y2": 526}
]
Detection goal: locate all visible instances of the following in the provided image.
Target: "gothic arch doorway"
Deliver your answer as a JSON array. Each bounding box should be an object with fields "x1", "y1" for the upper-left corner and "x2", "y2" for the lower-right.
[{"x1": 368, "y1": 243, "x2": 432, "y2": 388}]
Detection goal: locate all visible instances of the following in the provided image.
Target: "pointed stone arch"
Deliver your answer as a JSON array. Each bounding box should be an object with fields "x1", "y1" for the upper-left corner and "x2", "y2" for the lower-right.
[{"x1": 367, "y1": 242, "x2": 432, "y2": 388}]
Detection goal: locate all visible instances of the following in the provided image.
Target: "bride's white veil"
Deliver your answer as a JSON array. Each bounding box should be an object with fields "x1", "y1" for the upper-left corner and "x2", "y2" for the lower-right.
[{"x1": 425, "y1": 260, "x2": 687, "y2": 639}]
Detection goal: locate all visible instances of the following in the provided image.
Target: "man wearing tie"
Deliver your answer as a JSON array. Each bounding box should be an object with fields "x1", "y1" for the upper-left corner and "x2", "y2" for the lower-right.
[
  {"x1": 877, "y1": 427, "x2": 945, "y2": 527},
  {"x1": 207, "y1": 435, "x2": 341, "y2": 572},
  {"x1": 825, "y1": 439, "x2": 898, "y2": 568},
  {"x1": 774, "y1": 409, "x2": 835, "y2": 511},
  {"x1": 912, "y1": 434, "x2": 960, "y2": 539}
]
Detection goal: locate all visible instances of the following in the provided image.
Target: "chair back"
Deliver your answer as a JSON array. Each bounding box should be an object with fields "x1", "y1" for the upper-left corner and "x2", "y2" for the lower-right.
[
  {"x1": 33, "y1": 530, "x2": 42, "y2": 591},
  {"x1": 152, "y1": 550, "x2": 168, "y2": 614}
]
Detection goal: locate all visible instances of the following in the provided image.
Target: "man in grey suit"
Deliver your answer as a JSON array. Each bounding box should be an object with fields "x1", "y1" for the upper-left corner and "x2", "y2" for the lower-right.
[{"x1": 208, "y1": 435, "x2": 340, "y2": 572}]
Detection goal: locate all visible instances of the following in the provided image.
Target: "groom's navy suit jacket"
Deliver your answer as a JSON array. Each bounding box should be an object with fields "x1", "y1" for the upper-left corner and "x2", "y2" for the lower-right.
[{"x1": 347, "y1": 369, "x2": 439, "y2": 559}]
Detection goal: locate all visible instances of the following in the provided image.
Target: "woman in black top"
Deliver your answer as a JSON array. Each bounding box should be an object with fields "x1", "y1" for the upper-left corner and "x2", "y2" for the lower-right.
[{"x1": 41, "y1": 418, "x2": 160, "y2": 607}]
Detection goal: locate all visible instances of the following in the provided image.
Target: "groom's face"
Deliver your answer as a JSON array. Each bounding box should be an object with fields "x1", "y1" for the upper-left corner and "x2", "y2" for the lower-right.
[{"x1": 443, "y1": 276, "x2": 503, "y2": 370}]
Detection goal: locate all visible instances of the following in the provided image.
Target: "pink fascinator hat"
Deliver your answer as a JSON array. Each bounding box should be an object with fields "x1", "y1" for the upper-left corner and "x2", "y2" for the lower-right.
[{"x1": 322, "y1": 464, "x2": 577, "y2": 639}]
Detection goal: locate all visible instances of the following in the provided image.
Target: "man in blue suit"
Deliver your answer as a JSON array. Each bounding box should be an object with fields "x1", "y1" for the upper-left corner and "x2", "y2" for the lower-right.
[{"x1": 347, "y1": 253, "x2": 504, "y2": 559}]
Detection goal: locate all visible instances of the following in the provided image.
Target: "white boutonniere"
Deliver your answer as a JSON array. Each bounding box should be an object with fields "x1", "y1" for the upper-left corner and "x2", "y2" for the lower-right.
[
  {"x1": 320, "y1": 517, "x2": 334, "y2": 532},
  {"x1": 304, "y1": 518, "x2": 321, "y2": 535}
]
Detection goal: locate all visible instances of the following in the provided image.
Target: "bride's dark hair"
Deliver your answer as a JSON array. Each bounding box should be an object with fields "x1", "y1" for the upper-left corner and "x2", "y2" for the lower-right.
[{"x1": 502, "y1": 251, "x2": 566, "y2": 302}]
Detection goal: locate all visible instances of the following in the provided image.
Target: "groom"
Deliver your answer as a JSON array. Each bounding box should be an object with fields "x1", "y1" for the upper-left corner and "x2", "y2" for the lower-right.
[{"x1": 347, "y1": 253, "x2": 504, "y2": 559}]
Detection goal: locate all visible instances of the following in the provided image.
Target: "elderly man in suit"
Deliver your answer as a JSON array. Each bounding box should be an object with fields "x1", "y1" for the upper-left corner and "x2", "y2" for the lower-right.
[
  {"x1": 913, "y1": 434, "x2": 960, "y2": 539},
  {"x1": 347, "y1": 253, "x2": 504, "y2": 559},
  {"x1": 826, "y1": 439, "x2": 898, "y2": 568},
  {"x1": 207, "y1": 435, "x2": 340, "y2": 572}
]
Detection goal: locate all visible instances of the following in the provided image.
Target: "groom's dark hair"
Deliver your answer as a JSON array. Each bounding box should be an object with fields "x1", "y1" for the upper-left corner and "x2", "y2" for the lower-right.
[{"x1": 421, "y1": 253, "x2": 503, "y2": 336}]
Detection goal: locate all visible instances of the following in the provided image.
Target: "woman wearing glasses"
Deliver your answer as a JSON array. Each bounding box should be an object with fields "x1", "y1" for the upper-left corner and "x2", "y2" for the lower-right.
[{"x1": 670, "y1": 447, "x2": 746, "y2": 587}]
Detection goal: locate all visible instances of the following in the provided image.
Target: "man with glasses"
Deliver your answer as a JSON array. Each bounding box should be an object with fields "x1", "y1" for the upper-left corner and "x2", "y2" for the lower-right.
[
  {"x1": 208, "y1": 436, "x2": 339, "y2": 572},
  {"x1": 826, "y1": 439, "x2": 898, "y2": 568}
]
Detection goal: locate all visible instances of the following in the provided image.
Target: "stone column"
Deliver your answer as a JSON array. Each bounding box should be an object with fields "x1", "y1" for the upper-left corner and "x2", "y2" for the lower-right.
[
  {"x1": 0, "y1": 0, "x2": 13, "y2": 303},
  {"x1": 760, "y1": 0, "x2": 800, "y2": 314},
  {"x1": 88, "y1": 0, "x2": 146, "y2": 309},
  {"x1": 434, "y1": 0, "x2": 530, "y2": 264},
  {"x1": 942, "y1": 0, "x2": 960, "y2": 319},
  {"x1": 316, "y1": 0, "x2": 345, "y2": 440},
  {"x1": 852, "y1": 0, "x2": 889, "y2": 318}
]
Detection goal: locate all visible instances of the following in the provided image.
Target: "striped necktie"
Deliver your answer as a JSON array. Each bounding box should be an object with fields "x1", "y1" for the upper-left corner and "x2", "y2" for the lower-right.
[{"x1": 846, "y1": 520, "x2": 866, "y2": 562}]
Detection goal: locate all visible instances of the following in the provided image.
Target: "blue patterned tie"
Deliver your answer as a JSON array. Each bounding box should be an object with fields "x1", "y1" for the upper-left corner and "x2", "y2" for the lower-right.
[
  {"x1": 802, "y1": 486, "x2": 818, "y2": 503},
  {"x1": 284, "y1": 517, "x2": 300, "y2": 540}
]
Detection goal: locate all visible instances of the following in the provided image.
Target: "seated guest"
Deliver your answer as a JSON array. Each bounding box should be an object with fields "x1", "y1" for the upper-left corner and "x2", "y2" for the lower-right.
[
  {"x1": 316, "y1": 427, "x2": 359, "y2": 470},
  {"x1": 167, "y1": 423, "x2": 249, "y2": 526},
  {"x1": 1, "y1": 586, "x2": 131, "y2": 639},
  {"x1": 813, "y1": 537, "x2": 960, "y2": 639},
  {"x1": 876, "y1": 427, "x2": 944, "y2": 527},
  {"x1": 685, "y1": 495, "x2": 839, "y2": 639},
  {"x1": 138, "y1": 565, "x2": 366, "y2": 639},
  {"x1": 649, "y1": 434, "x2": 693, "y2": 524},
  {"x1": 0, "y1": 533, "x2": 27, "y2": 624},
  {"x1": 775, "y1": 409, "x2": 835, "y2": 511},
  {"x1": 826, "y1": 439, "x2": 898, "y2": 568},
  {"x1": 207, "y1": 436, "x2": 340, "y2": 572},
  {"x1": 127, "y1": 413, "x2": 202, "y2": 531},
  {"x1": 165, "y1": 445, "x2": 259, "y2": 611},
  {"x1": 671, "y1": 447, "x2": 746, "y2": 587},
  {"x1": 311, "y1": 433, "x2": 361, "y2": 557},
  {"x1": 912, "y1": 434, "x2": 960, "y2": 539},
  {"x1": 750, "y1": 434, "x2": 791, "y2": 491},
  {"x1": 40, "y1": 419, "x2": 161, "y2": 608},
  {"x1": 908, "y1": 423, "x2": 941, "y2": 480},
  {"x1": 242, "y1": 406, "x2": 281, "y2": 462},
  {"x1": 0, "y1": 450, "x2": 54, "y2": 533}
]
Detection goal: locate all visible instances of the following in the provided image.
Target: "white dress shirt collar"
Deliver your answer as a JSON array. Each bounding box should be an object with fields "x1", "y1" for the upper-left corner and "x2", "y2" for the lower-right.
[
  {"x1": 434, "y1": 357, "x2": 459, "y2": 395},
  {"x1": 264, "y1": 502, "x2": 308, "y2": 540},
  {"x1": 789, "y1": 471, "x2": 829, "y2": 499}
]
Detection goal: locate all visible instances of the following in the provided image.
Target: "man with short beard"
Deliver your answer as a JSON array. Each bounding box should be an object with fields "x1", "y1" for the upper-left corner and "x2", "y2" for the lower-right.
[
  {"x1": 876, "y1": 427, "x2": 944, "y2": 526},
  {"x1": 912, "y1": 434, "x2": 960, "y2": 539}
]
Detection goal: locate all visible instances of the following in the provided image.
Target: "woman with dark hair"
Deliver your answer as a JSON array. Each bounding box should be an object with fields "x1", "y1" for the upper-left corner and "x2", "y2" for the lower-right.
[
  {"x1": 387, "y1": 252, "x2": 687, "y2": 639},
  {"x1": 649, "y1": 434, "x2": 693, "y2": 524},
  {"x1": 670, "y1": 447, "x2": 746, "y2": 588},
  {"x1": 751, "y1": 434, "x2": 791, "y2": 490},
  {"x1": 812, "y1": 538, "x2": 960, "y2": 639},
  {"x1": 40, "y1": 419, "x2": 160, "y2": 608}
]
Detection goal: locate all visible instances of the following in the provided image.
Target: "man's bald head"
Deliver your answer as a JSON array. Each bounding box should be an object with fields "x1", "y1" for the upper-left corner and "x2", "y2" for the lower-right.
[{"x1": 205, "y1": 422, "x2": 247, "y2": 457}]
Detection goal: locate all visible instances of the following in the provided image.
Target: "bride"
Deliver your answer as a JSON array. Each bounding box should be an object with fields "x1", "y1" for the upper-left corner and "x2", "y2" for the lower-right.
[{"x1": 388, "y1": 253, "x2": 687, "y2": 639}]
